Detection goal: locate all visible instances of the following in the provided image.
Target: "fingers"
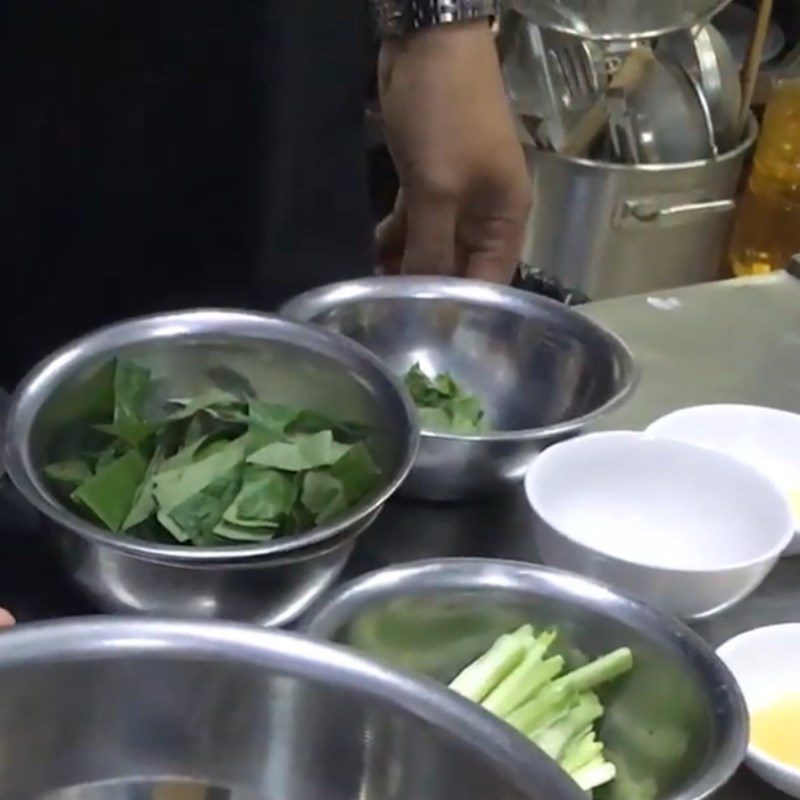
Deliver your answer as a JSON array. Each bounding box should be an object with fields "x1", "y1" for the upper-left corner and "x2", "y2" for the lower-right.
[
  {"x1": 465, "y1": 216, "x2": 527, "y2": 283},
  {"x1": 375, "y1": 212, "x2": 405, "y2": 275},
  {"x1": 401, "y1": 192, "x2": 457, "y2": 275},
  {"x1": 376, "y1": 184, "x2": 528, "y2": 283},
  {"x1": 375, "y1": 189, "x2": 407, "y2": 275}
]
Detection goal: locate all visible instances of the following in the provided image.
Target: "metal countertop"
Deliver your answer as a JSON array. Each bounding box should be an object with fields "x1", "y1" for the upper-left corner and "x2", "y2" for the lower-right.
[{"x1": 1, "y1": 270, "x2": 799, "y2": 799}]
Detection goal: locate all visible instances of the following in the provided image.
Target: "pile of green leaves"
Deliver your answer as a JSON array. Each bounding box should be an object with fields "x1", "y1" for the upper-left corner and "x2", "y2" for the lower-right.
[
  {"x1": 404, "y1": 363, "x2": 489, "y2": 435},
  {"x1": 44, "y1": 359, "x2": 381, "y2": 546}
]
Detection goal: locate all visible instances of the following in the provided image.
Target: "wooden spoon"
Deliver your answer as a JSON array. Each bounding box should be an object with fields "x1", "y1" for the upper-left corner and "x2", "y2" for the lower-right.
[{"x1": 738, "y1": 0, "x2": 774, "y2": 137}]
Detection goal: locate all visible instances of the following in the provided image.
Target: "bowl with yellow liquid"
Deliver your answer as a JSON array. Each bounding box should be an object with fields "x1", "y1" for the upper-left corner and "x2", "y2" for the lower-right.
[
  {"x1": 648, "y1": 405, "x2": 800, "y2": 555},
  {"x1": 718, "y1": 624, "x2": 800, "y2": 797}
]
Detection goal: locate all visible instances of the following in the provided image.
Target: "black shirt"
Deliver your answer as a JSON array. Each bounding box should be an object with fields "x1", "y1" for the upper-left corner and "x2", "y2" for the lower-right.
[{"x1": 1, "y1": 0, "x2": 373, "y2": 385}]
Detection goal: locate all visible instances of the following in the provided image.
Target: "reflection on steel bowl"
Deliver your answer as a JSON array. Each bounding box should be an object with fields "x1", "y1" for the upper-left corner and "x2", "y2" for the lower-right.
[
  {"x1": 0, "y1": 617, "x2": 583, "y2": 800},
  {"x1": 303, "y1": 558, "x2": 748, "y2": 800},
  {"x1": 282, "y1": 277, "x2": 637, "y2": 501}
]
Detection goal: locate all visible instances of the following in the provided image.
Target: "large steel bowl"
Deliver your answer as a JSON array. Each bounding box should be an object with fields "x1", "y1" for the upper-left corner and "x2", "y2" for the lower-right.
[
  {"x1": 508, "y1": 0, "x2": 733, "y2": 41},
  {"x1": 0, "y1": 617, "x2": 583, "y2": 800},
  {"x1": 282, "y1": 277, "x2": 636, "y2": 501},
  {"x1": 303, "y1": 559, "x2": 748, "y2": 800},
  {"x1": 2, "y1": 310, "x2": 418, "y2": 624}
]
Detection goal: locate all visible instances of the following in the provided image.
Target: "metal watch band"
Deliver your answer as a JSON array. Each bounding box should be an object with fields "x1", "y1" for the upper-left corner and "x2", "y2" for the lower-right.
[{"x1": 372, "y1": 0, "x2": 497, "y2": 37}]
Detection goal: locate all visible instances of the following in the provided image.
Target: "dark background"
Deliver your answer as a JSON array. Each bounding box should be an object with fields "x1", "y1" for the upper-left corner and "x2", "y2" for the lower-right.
[{"x1": 1, "y1": 1, "x2": 375, "y2": 386}]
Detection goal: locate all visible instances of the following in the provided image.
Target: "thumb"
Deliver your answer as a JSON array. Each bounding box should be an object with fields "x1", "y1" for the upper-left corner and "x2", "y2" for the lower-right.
[
  {"x1": 463, "y1": 216, "x2": 526, "y2": 283},
  {"x1": 401, "y1": 195, "x2": 457, "y2": 276}
]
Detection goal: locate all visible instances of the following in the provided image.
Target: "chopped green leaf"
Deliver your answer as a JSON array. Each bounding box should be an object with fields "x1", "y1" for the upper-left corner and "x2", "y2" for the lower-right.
[
  {"x1": 223, "y1": 468, "x2": 297, "y2": 526},
  {"x1": 213, "y1": 520, "x2": 275, "y2": 543},
  {"x1": 329, "y1": 442, "x2": 381, "y2": 504},
  {"x1": 44, "y1": 460, "x2": 94, "y2": 486},
  {"x1": 248, "y1": 401, "x2": 301, "y2": 435},
  {"x1": 113, "y1": 359, "x2": 153, "y2": 426},
  {"x1": 153, "y1": 436, "x2": 248, "y2": 512},
  {"x1": 121, "y1": 445, "x2": 166, "y2": 530},
  {"x1": 95, "y1": 441, "x2": 126, "y2": 472},
  {"x1": 247, "y1": 430, "x2": 351, "y2": 472},
  {"x1": 44, "y1": 358, "x2": 382, "y2": 546},
  {"x1": 166, "y1": 389, "x2": 243, "y2": 421},
  {"x1": 404, "y1": 363, "x2": 489, "y2": 434},
  {"x1": 162, "y1": 464, "x2": 244, "y2": 545},
  {"x1": 156, "y1": 509, "x2": 192, "y2": 543},
  {"x1": 301, "y1": 471, "x2": 347, "y2": 521},
  {"x1": 71, "y1": 449, "x2": 148, "y2": 531},
  {"x1": 288, "y1": 410, "x2": 374, "y2": 442},
  {"x1": 95, "y1": 420, "x2": 161, "y2": 447}
]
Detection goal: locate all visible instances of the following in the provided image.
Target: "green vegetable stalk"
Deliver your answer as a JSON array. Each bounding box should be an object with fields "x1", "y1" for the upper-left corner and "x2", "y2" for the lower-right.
[
  {"x1": 447, "y1": 627, "x2": 634, "y2": 795},
  {"x1": 449, "y1": 625, "x2": 533, "y2": 702}
]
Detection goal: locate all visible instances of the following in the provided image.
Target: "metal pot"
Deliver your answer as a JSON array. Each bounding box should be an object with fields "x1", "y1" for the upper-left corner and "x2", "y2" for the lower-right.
[
  {"x1": 522, "y1": 117, "x2": 758, "y2": 300},
  {"x1": 0, "y1": 617, "x2": 583, "y2": 800}
]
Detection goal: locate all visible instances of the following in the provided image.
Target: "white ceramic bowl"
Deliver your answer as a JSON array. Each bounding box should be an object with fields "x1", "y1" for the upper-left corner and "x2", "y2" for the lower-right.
[
  {"x1": 525, "y1": 431, "x2": 795, "y2": 619},
  {"x1": 718, "y1": 625, "x2": 800, "y2": 798},
  {"x1": 648, "y1": 404, "x2": 800, "y2": 555}
]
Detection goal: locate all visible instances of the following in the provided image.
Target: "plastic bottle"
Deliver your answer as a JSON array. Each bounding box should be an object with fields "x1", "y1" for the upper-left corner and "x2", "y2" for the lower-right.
[{"x1": 729, "y1": 78, "x2": 800, "y2": 276}]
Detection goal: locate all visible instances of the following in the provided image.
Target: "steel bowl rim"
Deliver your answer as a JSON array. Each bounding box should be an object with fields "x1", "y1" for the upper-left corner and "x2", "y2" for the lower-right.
[
  {"x1": 280, "y1": 276, "x2": 639, "y2": 443},
  {"x1": 2, "y1": 309, "x2": 420, "y2": 565},
  {"x1": 0, "y1": 615, "x2": 584, "y2": 800},
  {"x1": 303, "y1": 557, "x2": 749, "y2": 800},
  {"x1": 507, "y1": 0, "x2": 733, "y2": 42}
]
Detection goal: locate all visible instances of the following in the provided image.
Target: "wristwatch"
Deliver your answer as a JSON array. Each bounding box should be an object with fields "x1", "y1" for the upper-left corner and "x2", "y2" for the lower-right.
[{"x1": 372, "y1": 0, "x2": 497, "y2": 37}]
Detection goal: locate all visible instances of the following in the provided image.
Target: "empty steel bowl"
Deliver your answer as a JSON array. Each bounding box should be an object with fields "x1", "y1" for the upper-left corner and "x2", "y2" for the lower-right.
[
  {"x1": 304, "y1": 558, "x2": 748, "y2": 800},
  {"x1": 3, "y1": 310, "x2": 418, "y2": 624},
  {"x1": 282, "y1": 277, "x2": 636, "y2": 501},
  {"x1": 0, "y1": 617, "x2": 583, "y2": 799}
]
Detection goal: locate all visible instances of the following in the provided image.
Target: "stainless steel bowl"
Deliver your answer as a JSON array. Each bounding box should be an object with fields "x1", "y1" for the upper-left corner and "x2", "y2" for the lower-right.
[
  {"x1": 282, "y1": 278, "x2": 636, "y2": 501},
  {"x1": 304, "y1": 559, "x2": 748, "y2": 800},
  {"x1": 2, "y1": 310, "x2": 418, "y2": 624},
  {"x1": 508, "y1": 0, "x2": 733, "y2": 41},
  {"x1": 0, "y1": 617, "x2": 583, "y2": 800}
]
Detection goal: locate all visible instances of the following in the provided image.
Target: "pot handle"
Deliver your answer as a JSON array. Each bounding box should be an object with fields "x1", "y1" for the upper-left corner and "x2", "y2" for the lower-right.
[{"x1": 615, "y1": 198, "x2": 735, "y2": 229}]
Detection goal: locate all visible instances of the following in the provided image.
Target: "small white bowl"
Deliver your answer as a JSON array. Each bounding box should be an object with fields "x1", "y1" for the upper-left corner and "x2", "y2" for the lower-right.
[
  {"x1": 648, "y1": 405, "x2": 800, "y2": 555},
  {"x1": 718, "y1": 625, "x2": 800, "y2": 797},
  {"x1": 525, "y1": 431, "x2": 795, "y2": 619}
]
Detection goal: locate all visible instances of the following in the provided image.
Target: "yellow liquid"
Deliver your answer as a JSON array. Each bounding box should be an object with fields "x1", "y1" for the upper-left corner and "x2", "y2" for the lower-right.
[
  {"x1": 751, "y1": 693, "x2": 800, "y2": 768},
  {"x1": 787, "y1": 488, "x2": 800, "y2": 520},
  {"x1": 730, "y1": 78, "x2": 800, "y2": 277}
]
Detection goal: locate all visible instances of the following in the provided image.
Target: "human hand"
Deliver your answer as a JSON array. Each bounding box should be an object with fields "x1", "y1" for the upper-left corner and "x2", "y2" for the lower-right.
[
  {"x1": 376, "y1": 21, "x2": 530, "y2": 283},
  {"x1": 0, "y1": 609, "x2": 14, "y2": 627}
]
